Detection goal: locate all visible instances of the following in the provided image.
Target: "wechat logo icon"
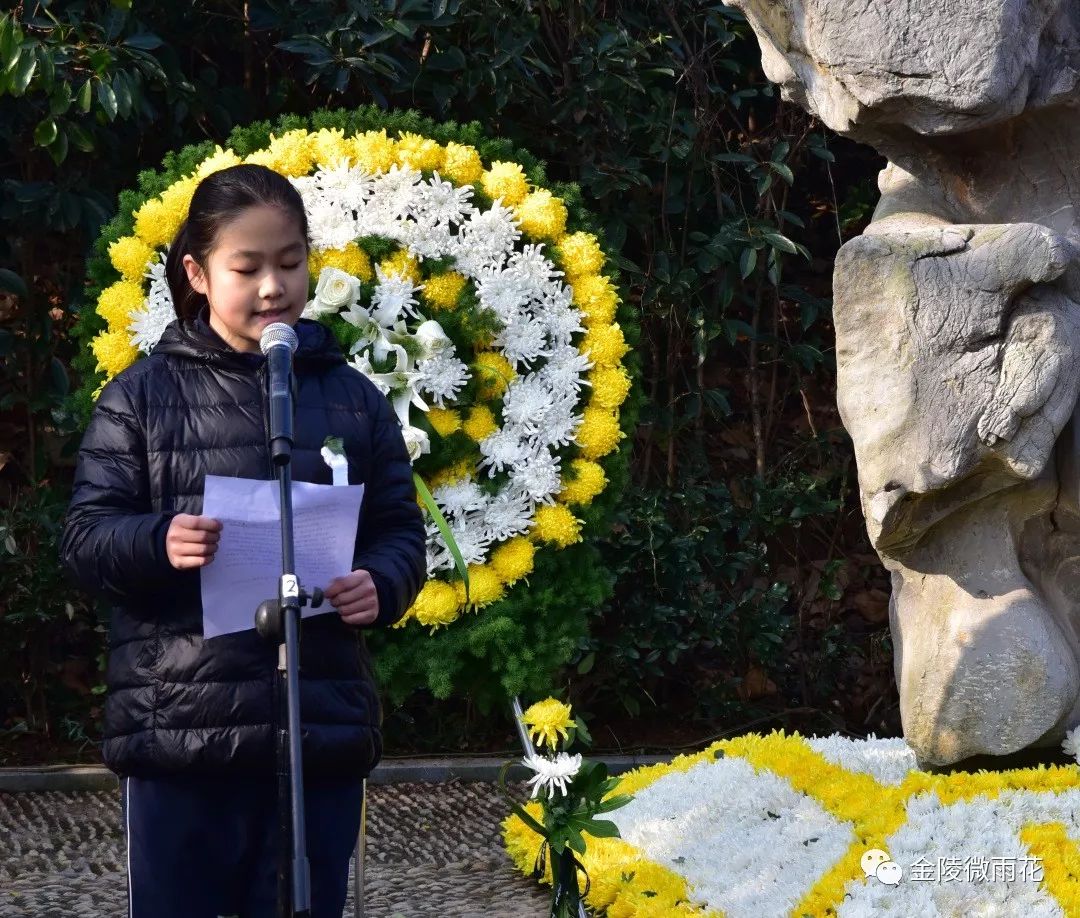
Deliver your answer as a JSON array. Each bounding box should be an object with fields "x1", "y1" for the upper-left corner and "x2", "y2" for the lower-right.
[{"x1": 861, "y1": 848, "x2": 902, "y2": 886}]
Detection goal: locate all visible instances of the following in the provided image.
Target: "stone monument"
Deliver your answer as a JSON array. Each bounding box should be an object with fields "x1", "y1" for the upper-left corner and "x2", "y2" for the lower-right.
[{"x1": 728, "y1": 0, "x2": 1080, "y2": 764}]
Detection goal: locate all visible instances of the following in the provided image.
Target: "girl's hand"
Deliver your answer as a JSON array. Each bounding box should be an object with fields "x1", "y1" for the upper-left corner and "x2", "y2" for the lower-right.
[
  {"x1": 166, "y1": 514, "x2": 223, "y2": 570},
  {"x1": 325, "y1": 569, "x2": 379, "y2": 626}
]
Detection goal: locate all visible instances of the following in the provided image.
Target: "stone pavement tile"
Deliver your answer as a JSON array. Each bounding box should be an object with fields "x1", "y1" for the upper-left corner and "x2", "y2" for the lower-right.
[{"x1": 0, "y1": 782, "x2": 550, "y2": 917}]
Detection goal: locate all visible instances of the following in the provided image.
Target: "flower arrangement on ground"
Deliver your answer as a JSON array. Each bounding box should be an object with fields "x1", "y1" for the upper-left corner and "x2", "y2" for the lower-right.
[
  {"x1": 71, "y1": 108, "x2": 638, "y2": 705},
  {"x1": 502, "y1": 696, "x2": 633, "y2": 918},
  {"x1": 505, "y1": 729, "x2": 1080, "y2": 917}
]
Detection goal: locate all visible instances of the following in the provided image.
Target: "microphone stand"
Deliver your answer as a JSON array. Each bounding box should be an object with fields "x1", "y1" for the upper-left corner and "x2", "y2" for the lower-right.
[{"x1": 254, "y1": 326, "x2": 322, "y2": 918}]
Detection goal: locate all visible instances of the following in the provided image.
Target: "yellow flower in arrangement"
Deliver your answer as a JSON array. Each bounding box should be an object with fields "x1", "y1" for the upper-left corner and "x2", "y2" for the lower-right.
[
  {"x1": 441, "y1": 141, "x2": 484, "y2": 185},
  {"x1": 310, "y1": 127, "x2": 351, "y2": 168},
  {"x1": 378, "y1": 249, "x2": 422, "y2": 285},
  {"x1": 531, "y1": 504, "x2": 583, "y2": 547},
  {"x1": 407, "y1": 580, "x2": 460, "y2": 632},
  {"x1": 576, "y1": 407, "x2": 624, "y2": 459},
  {"x1": 107, "y1": 237, "x2": 154, "y2": 282},
  {"x1": 426, "y1": 407, "x2": 462, "y2": 437},
  {"x1": 313, "y1": 244, "x2": 372, "y2": 282},
  {"x1": 556, "y1": 231, "x2": 605, "y2": 280},
  {"x1": 582, "y1": 322, "x2": 630, "y2": 368},
  {"x1": 426, "y1": 455, "x2": 476, "y2": 491},
  {"x1": 453, "y1": 564, "x2": 505, "y2": 609},
  {"x1": 350, "y1": 129, "x2": 396, "y2": 174},
  {"x1": 462, "y1": 404, "x2": 498, "y2": 441},
  {"x1": 558, "y1": 458, "x2": 608, "y2": 506},
  {"x1": 133, "y1": 197, "x2": 179, "y2": 249},
  {"x1": 96, "y1": 280, "x2": 145, "y2": 332},
  {"x1": 395, "y1": 131, "x2": 445, "y2": 172},
  {"x1": 481, "y1": 161, "x2": 529, "y2": 206},
  {"x1": 263, "y1": 129, "x2": 316, "y2": 177},
  {"x1": 472, "y1": 351, "x2": 516, "y2": 399},
  {"x1": 420, "y1": 271, "x2": 467, "y2": 310},
  {"x1": 572, "y1": 273, "x2": 619, "y2": 327},
  {"x1": 91, "y1": 330, "x2": 139, "y2": 377},
  {"x1": 514, "y1": 189, "x2": 568, "y2": 240},
  {"x1": 490, "y1": 537, "x2": 535, "y2": 585},
  {"x1": 520, "y1": 697, "x2": 574, "y2": 751},
  {"x1": 195, "y1": 145, "x2": 243, "y2": 180},
  {"x1": 588, "y1": 365, "x2": 631, "y2": 410}
]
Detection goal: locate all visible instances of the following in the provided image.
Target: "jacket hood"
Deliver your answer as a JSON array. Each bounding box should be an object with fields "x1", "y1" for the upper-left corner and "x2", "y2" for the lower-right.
[{"x1": 152, "y1": 313, "x2": 346, "y2": 370}]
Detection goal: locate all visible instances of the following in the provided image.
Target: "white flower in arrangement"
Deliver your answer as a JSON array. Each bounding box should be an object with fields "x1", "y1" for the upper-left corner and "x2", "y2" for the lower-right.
[
  {"x1": 306, "y1": 198, "x2": 359, "y2": 250},
  {"x1": 433, "y1": 478, "x2": 488, "y2": 518},
  {"x1": 523, "y1": 752, "x2": 583, "y2": 799},
  {"x1": 478, "y1": 426, "x2": 531, "y2": 476},
  {"x1": 414, "y1": 352, "x2": 469, "y2": 407},
  {"x1": 311, "y1": 267, "x2": 360, "y2": 312},
  {"x1": 367, "y1": 165, "x2": 424, "y2": 220},
  {"x1": 507, "y1": 243, "x2": 563, "y2": 288},
  {"x1": 501, "y1": 374, "x2": 557, "y2": 435},
  {"x1": 311, "y1": 160, "x2": 373, "y2": 212},
  {"x1": 453, "y1": 202, "x2": 522, "y2": 277},
  {"x1": 480, "y1": 488, "x2": 534, "y2": 542},
  {"x1": 509, "y1": 450, "x2": 562, "y2": 505},
  {"x1": 413, "y1": 319, "x2": 453, "y2": 359},
  {"x1": 409, "y1": 174, "x2": 475, "y2": 227},
  {"x1": 532, "y1": 397, "x2": 581, "y2": 449},
  {"x1": 129, "y1": 254, "x2": 177, "y2": 354},
  {"x1": 400, "y1": 425, "x2": 431, "y2": 462},
  {"x1": 370, "y1": 266, "x2": 420, "y2": 328},
  {"x1": 1062, "y1": 726, "x2": 1080, "y2": 762},
  {"x1": 495, "y1": 313, "x2": 552, "y2": 367},
  {"x1": 540, "y1": 346, "x2": 592, "y2": 394},
  {"x1": 475, "y1": 266, "x2": 535, "y2": 325},
  {"x1": 426, "y1": 515, "x2": 492, "y2": 573}
]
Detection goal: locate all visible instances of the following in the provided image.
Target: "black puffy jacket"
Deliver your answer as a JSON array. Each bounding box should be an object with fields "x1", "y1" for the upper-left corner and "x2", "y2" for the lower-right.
[{"x1": 60, "y1": 312, "x2": 426, "y2": 778}]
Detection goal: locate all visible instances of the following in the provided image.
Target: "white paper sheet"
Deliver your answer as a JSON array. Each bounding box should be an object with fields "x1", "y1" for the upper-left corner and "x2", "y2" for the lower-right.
[{"x1": 200, "y1": 475, "x2": 365, "y2": 639}]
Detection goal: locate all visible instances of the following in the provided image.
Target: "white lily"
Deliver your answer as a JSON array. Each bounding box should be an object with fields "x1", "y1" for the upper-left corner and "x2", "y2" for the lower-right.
[{"x1": 523, "y1": 752, "x2": 582, "y2": 799}]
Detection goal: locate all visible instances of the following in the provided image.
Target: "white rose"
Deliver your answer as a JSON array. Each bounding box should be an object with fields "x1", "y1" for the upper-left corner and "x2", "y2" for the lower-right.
[
  {"x1": 401, "y1": 425, "x2": 431, "y2": 462},
  {"x1": 414, "y1": 319, "x2": 452, "y2": 359},
  {"x1": 314, "y1": 267, "x2": 360, "y2": 312}
]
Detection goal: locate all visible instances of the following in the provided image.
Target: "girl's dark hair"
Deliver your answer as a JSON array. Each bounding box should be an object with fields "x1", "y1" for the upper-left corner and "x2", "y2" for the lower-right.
[{"x1": 165, "y1": 164, "x2": 310, "y2": 321}]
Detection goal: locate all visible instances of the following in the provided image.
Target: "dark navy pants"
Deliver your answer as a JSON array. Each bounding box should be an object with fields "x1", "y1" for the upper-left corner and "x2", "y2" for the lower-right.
[{"x1": 122, "y1": 772, "x2": 364, "y2": 918}]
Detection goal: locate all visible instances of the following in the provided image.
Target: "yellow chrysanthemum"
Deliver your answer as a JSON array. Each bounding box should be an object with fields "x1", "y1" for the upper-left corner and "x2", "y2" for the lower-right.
[
  {"x1": 314, "y1": 244, "x2": 373, "y2": 282},
  {"x1": 472, "y1": 351, "x2": 516, "y2": 399},
  {"x1": 572, "y1": 274, "x2": 619, "y2": 327},
  {"x1": 96, "y1": 280, "x2": 146, "y2": 332},
  {"x1": 426, "y1": 407, "x2": 462, "y2": 437},
  {"x1": 556, "y1": 231, "x2": 604, "y2": 280},
  {"x1": 378, "y1": 250, "x2": 422, "y2": 286},
  {"x1": 133, "y1": 189, "x2": 187, "y2": 249},
  {"x1": 453, "y1": 564, "x2": 505, "y2": 609},
  {"x1": 589, "y1": 365, "x2": 631, "y2": 410},
  {"x1": 265, "y1": 129, "x2": 315, "y2": 177},
  {"x1": 409, "y1": 580, "x2": 460, "y2": 632},
  {"x1": 420, "y1": 272, "x2": 467, "y2": 310},
  {"x1": 350, "y1": 129, "x2": 396, "y2": 174},
  {"x1": 576, "y1": 407, "x2": 624, "y2": 459},
  {"x1": 244, "y1": 148, "x2": 278, "y2": 169},
  {"x1": 481, "y1": 161, "x2": 529, "y2": 206},
  {"x1": 311, "y1": 127, "x2": 351, "y2": 168},
  {"x1": 91, "y1": 330, "x2": 139, "y2": 377},
  {"x1": 462, "y1": 405, "x2": 498, "y2": 442},
  {"x1": 442, "y1": 142, "x2": 483, "y2": 185},
  {"x1": 195, "y1": 145, "x2": 243, "y2": 180},
  {"x1": 501, "y1": 801, "x2": 547, "y2": 880},
  {"x1": 531, "y1": 503, "x2": 583, "y2": 548},
  {"x1": 425, "y1": 456, "x2": 476, "y2": 491},
  {"x1": 582, "y1": 323, "x2": 629, "y2": 368},
  {"x1": 108, "y1": 237, "x2": 155, "y2": 282},
  {"x1": 514, "y1": 189, "x2": 567, "y2": 241},
  {"x1": 558, "y1": 458, "x2": 608, "y2": 507},
  {"x1": 395, "y1": 132, "x2": 445, "y2": 172},
  {"x1": 489, "y1": 537, "x2": 535, "y2": 585},
  {"x1": 520, "y1": 697, "x2": 574, "y2": 751}
]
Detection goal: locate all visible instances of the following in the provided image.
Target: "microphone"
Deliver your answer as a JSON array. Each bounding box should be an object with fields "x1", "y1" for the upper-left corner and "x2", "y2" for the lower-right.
[{"x1": 260, "y1": 322, "x2": 299, "y2": 465}]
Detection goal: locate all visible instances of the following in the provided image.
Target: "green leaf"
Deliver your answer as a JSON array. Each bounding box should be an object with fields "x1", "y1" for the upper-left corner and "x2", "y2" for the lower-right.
[
  {"x1": 96, "y1": 80, "x2": 118, "y2": 120},
  {"x1": 413, "y1": 472, "x2": 469, "y2": 600},
  {"x1": 580, "y1": 818, "x2": 620, "y2": 838},
  {"x1": 77, "y1": 79, "x2": 92, "y2": 112},
  {"x1": 576, "y1": 652, "x2": 595, "y2": 675},
  {"x1": 46, "y1": 128, "x2": 68, "y2": 165},
  {"x1": 48, "y1": 80, "x2": 72, "y2": 115},
  {"x1": 36, "y1": 43, "x2": 55, "y2": 92},
  {"x1": 0, "y1": 268, "x2": 28, "y2": 298},
  {"x1": 112, "y1": 70, "x2": 132, "y2": 118},
  {"x1": 769, "y1": 161, "x2": 795, "y2": 184},
  {"x1": 763, "y1": 231, "x2": 797, "y2": 255},
  {"x1": 33, "y1": 117, "x2": 58, "y2": 147},
  {"x1": 124, "y1": 32, "x2": 164, "y2": 51},
  {"x1": 0, "y1": 329, "x2": 11, "y2": 357},
  {"x1": 10, "y1": 48, "x2": 37, "y2": 95},
  {"x1": 66, "y1": 122, "x2": 95, "y2": 152},
  {"x1": 739, "y1": 247, "x2": 757, "y2": 279}
]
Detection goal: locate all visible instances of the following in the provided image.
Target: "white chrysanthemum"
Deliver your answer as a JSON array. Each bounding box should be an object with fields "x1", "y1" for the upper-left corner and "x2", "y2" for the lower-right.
[
  {"x1": 509, "y1": 450, "x2": 561, "y2": 504},
  {"x1": 454, "y1": 202, "x2": 521, "y2": 277},
  {"x1": 480, "y1": 489, "x2": 534, "y2": 542},
  {"x1": 541, "y1": 297, "x2": 584, "y2": 347},
  {"x1": 312, "y1": 160, "x2": 373, "y2": 212},
  {"x1": 531, "y1": 396, "x2": 581, "y2": 449},
  {"x1": 475, "y1": 266, "x2": 534, "y2": 325},
  {"x1": 370, "y1": 266, "x2": 420, "y2": 328},
  {"x1": 414, "y1": 352, "x2": 469, "y2": 407},
  {"x1": 478, "y1": 426, "x2": 532, "y2": 476},
  {"x1": 501, "y1": 375, "x2": 555, "y2": 435},
  {"x1": 523, "y1": 752, "x2": 582, "y2": 798},
  {"x1": 307, "y1": 198, "x2": 359, "y2": 250},
  {"x1": 507, "y1": 243, "x2": 563, "y2": 289},
  {"x1": 495, "y1": 313, "x2": 551, "y2": 367},
  {"x1": 411, "y1": 174, "x2": 475, "y2": 227},
  {"x1": 427, "y1": 516, "x2": 491, "y2": 573},
  {"x1": 129, "y1": 255, "x2": 176, "y2": 354},
  {"x1": 433, "y1": 478, "x2": 488, "y2": 518},
  {"x1": 1062, "y1": 726, "x2": 1080, "y2": 762},
  {"x1": 540, "y1": 346, "x2": 592, "y2": 393},
  {"x1": 366, "y1": 165, "x2": 423, "y2": 220},
  {"x1": 399, "y1": 218, "x2": 457, "y2": 261}
]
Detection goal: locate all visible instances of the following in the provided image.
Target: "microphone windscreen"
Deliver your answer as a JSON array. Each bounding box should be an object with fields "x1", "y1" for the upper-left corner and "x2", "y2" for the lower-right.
[{"x1": 260, "y1": 322, "x2": 299, "y2": 356}]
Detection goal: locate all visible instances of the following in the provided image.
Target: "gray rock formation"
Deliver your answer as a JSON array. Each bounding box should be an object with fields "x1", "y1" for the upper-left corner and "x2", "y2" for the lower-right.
[{"x1": 729, "y1": 0, "x2": 1080, "y2": 764}]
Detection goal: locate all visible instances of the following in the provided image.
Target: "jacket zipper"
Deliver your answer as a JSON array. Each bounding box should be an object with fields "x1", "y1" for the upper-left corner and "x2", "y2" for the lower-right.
[{"x1": 257, "y1": 362, "x2": 275, "y2": 480}]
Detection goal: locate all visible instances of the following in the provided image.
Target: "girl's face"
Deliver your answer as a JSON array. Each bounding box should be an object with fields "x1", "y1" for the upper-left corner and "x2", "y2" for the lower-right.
[{"x1": 183, "y1": 204, "x2": 309, "y2": 353}]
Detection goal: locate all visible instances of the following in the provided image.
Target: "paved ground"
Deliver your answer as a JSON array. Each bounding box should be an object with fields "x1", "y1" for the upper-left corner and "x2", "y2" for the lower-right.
[{"x1": 0, "y1": 782, "x2": 550, "y2": 917}]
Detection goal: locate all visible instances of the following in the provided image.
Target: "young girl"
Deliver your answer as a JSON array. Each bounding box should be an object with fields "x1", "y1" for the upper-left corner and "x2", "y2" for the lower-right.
[{"x1": 60, "y1": 164, "x2": 427, "y2": 918}]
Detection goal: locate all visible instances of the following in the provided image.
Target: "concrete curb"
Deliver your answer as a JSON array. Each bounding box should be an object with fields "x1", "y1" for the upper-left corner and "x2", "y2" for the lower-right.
[{"x1": 0, "y1": 754, "x2": 671, "y2": 793}]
